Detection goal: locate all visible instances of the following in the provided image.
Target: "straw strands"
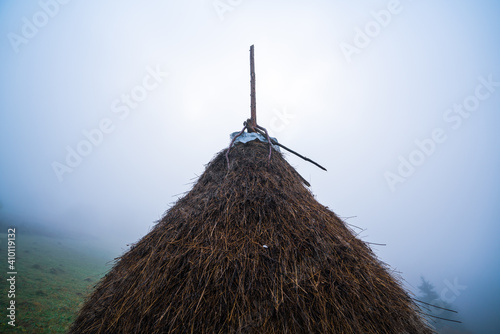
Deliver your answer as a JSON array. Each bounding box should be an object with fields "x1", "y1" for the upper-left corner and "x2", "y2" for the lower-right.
[{"x1": 69, "y1": 140, "x2": 433, "y2": 333}]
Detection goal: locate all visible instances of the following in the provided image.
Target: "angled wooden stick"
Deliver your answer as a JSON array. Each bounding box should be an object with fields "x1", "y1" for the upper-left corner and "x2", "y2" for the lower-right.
[{"x1": 253, "y1": 127, "x2": 327, "y2": 171}]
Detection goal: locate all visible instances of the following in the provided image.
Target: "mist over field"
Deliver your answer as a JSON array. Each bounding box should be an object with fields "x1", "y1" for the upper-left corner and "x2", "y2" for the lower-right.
[{"x1": 1, "y1": 1, "x2": 499, "y2": 332}]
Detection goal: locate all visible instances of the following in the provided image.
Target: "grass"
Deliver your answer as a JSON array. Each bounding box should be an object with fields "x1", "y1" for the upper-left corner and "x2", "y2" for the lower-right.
[{"x1": 0, "y1": 232, "x2": 116, "y2": 333}]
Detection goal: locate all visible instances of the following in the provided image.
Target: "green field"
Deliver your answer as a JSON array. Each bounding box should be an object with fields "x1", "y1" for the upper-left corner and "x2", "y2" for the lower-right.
[{"x1": 0, "y1": 232, "x2": 117, "y2": 333}]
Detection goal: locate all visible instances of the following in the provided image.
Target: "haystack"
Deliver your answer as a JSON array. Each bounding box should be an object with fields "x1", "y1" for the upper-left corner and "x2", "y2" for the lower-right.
[{"x1": 69, "y1": 139, "x2": 433, "y2": 333}]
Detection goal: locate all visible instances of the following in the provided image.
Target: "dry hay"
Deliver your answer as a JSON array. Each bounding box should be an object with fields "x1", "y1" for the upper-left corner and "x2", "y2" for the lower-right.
[{"x1": 69, "y1": 140, "x2": 434, "y2": 333}]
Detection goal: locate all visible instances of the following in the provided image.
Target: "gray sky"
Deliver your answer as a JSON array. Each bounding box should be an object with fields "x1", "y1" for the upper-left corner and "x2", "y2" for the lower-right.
[{"x1": 1, "y1": 0, "x2": 499, "y2": 331}]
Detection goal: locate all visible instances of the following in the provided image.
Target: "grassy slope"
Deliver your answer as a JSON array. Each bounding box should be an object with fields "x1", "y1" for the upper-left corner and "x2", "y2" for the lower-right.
[{"x1": 0, "y1": 233, "x2": 116, "y2": 333}]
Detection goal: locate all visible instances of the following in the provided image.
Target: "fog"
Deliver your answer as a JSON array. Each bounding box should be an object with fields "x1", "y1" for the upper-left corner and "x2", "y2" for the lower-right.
[{"x1": 1, "y1": 0, "x2": 499, "y2": 332}]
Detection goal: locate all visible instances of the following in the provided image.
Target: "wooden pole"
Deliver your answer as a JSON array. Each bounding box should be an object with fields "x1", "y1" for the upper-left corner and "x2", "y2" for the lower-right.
[{"x1": 249, "y1": 45, "x2": 256, "y2": 132}]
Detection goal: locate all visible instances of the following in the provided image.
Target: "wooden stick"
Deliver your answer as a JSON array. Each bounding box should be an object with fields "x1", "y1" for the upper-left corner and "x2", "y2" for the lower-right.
[
  {"x1": 414, "y1": 299, "x2": 458, "y2": 313},
  {"x1": 226, "y1": 125, "x2": 247, "y2": 168},
  {"x1": 249, "y1": 45, "x2": 256, "y2": 132},
  {"x1": 419, "y1": 312, "x2": 462, "y2": 323},
  {"x1": 255, "y1": 124, "x2": 273, "y2": 162},
  {"x1": 253, "y1": 127, "x2": 327, "y2": 171}
]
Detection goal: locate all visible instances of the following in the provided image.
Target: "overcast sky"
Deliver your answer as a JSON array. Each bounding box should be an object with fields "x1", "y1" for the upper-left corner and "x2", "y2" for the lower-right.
[{"x1": 1, "y1": 0, "x2": 499, "y2": 332}]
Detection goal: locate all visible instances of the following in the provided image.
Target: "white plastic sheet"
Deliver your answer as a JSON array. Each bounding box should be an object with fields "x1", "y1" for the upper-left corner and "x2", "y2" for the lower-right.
[{"x1": 229, "y1": 132, "x2": 280, "y2": 152}]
